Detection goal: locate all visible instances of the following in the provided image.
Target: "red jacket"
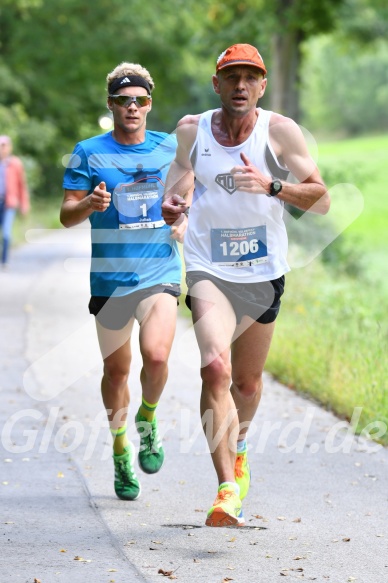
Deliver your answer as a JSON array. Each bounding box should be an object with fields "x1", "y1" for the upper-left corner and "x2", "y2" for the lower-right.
[{"x1": 4, "y1": 156, "x2": 30, "y2": 214}]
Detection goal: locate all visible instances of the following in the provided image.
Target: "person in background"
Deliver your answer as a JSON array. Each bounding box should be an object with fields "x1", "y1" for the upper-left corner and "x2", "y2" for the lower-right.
[
  {"x1": 61, "y1": 62, "x2": 187, "y2": 501},
  {"x1": 0, "y1": 135, "x2": 30, "y2": 269},
  {"x1": 162, "y1": 43, "x2": 329, "y2": 527}
]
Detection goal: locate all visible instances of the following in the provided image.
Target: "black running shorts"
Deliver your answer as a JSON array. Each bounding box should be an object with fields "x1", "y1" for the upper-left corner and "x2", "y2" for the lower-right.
[
  {"x1": 185, "y1": 271, "x2": 285, "y2": 324},
  {"x1": 89, "y1": 283, "x2": 181, "y2": 330}
]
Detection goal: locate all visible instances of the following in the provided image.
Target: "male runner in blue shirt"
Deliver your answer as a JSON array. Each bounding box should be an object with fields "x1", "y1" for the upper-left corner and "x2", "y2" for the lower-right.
[{"x1": 61, "y1": 62, "x2": 186, "y2": 501}]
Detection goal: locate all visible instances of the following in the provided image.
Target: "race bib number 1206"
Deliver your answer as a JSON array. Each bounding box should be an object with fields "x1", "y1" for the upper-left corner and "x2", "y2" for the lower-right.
[{"x1": 210, "y1": 226, "x2": 268, "y2": 267}]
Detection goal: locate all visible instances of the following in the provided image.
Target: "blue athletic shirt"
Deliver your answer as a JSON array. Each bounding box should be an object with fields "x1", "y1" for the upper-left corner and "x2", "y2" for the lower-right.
[{"x1": 63, "y1": 131, "x2": 181, "y2": 297}]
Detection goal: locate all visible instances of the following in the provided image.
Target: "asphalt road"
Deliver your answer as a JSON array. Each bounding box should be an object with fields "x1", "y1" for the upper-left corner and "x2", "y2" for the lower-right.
[{"x1": 1, "y1": 226, "x2": 387, "y2": 583}]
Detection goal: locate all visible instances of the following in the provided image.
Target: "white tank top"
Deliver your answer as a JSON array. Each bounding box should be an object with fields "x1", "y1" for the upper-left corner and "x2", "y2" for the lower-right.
[{"x1": 184, "y1": 108, "x2": 290, "y2": 282}]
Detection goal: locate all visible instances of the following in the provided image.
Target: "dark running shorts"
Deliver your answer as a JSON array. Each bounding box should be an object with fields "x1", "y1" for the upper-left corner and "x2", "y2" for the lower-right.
[
  {"x1": 185, "y1": 271, "x2": 285, "y2": 324},
  {"x1": 89, "y1": 283, "x2": 181, "y2": 330}
]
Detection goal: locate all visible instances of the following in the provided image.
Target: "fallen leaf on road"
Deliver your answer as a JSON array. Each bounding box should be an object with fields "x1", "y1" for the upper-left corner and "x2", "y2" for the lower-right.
[
  {"x1": 34, "y1": 579, "x2": 41, "y2": 583},
  {"x1": 277, "y1": 516, "x2": 286, "y2": 521},
  {"x1": 57, "y1": 471, "x2": 64, "y2": 478},
  {"x1": 60, "y1": 549, "x2": 67, "y2": 552},
  {"x1": 193, "y1": 559, "x2": 201, "y2": 563},
  {"x1": 158, "y1": 569, "x2": 173, "y2": 576},
  {"x1": 293, "y1": 556, "x2": 306, "y2": 561},
  {"x1": 151, "y1": 541, "x2": 163, "y2": 545},
  {"x1": 73, "y1": 556, "x2": 91, "y2": 562},
  {"x1": 292, "y1": 518, "x2": 301, "y2": 523},
  {"x1": 342, "y1": 538, "x2": 351, "y2": 542},
  {"x1": 252, "y1": 514, "x2": 263, "y2": 519},
  {"x1": 108, "y1": 569, "x2": 118, "y2": 572},
  {"x1": 222, "y1": 579, "x2": 234, "y2": 582}
]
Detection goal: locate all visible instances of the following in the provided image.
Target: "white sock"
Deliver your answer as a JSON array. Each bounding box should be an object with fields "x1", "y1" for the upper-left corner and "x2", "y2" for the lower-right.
[
  {"x1": 237, "y1": 439, "x2": 247, "y2": 453},
  {"x1": 219, "y1": 481, "x2": 240, "y2": 496}
]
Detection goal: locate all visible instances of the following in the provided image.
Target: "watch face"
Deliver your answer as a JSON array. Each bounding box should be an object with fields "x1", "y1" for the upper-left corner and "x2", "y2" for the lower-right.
[
  {"x1": 269, "y1": 179, "x2": 282, "y2": 196},
  {"x1": 273, "y1": 180, "x2": 282, "y2": 192}
]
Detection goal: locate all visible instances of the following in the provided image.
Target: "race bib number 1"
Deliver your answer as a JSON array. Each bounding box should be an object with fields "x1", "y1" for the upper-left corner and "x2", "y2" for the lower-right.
[
  {"x1": 114, "y1": 182, "x2": 165, "y2": 230},
  {"x1": 211, "y1": 226, "x2": 268, "y2": 267}
]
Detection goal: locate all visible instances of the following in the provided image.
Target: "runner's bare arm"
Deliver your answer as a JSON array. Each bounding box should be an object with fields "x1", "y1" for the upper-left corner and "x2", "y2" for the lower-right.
[
  {"x1": 162, "y1": 116, "x2": 198, "y2": 225},
  {"x1": 60, "y1": 182, "x2": 112, "y2": 227},
  {"x1": 269, "y1": 114, "x2": 329, "y2": 214},
  {"x1": 231, "y1": 114, "x2": 330, "y2": 215}
]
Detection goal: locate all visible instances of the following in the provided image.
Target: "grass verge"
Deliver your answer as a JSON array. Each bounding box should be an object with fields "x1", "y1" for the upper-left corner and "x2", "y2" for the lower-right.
[{"x1": 266, "y1": 260, "x2": 388, "y2": 444}]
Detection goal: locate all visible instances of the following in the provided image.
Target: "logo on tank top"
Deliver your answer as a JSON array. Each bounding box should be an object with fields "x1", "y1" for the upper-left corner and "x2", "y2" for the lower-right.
[
  {"x1": 215, "y1": 173, "x2": 236, "y2": 195},
  {"x1": 201, "y1": 148, "x2": 211, "y2": 157}
]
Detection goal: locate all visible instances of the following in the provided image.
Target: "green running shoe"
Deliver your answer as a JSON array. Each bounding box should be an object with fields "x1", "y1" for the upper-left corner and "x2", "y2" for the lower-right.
[
  {"x1": 235, "y1": 448, "x2": 251, "y2": 500},
  {"x1": 113, "y1": 442, "x2": 141, "y2": 500},
  {"x1": 135, "y1": 411, "x2": 165, "y2": 474},
  {"x1": 205, "y1": 484, "x2": 245, "y2": 527}
]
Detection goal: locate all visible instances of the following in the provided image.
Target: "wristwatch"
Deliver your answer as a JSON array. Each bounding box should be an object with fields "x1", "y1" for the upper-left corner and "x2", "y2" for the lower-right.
[
  {"x1": 184, "y1": 206, "x2": 190, "y2": 217},
  {"x1": 268, "y1": 179, "x2": 282, "y2": 197}
]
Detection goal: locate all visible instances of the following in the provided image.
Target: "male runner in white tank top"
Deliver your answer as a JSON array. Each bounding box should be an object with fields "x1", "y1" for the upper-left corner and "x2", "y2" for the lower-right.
[{"x1": 162, "y1": 44, "x2": 330, "y2": 527}]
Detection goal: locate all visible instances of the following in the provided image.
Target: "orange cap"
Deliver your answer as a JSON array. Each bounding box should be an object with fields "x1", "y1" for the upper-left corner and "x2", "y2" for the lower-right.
[{"x1": 216, "y1": 44, "x2": 267, "y2": 75}]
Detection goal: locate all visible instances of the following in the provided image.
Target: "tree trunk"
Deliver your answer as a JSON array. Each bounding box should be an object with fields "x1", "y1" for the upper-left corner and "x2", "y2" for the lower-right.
[{"x1": 270, "y1": 30, "x2": 304, "y2": 121}]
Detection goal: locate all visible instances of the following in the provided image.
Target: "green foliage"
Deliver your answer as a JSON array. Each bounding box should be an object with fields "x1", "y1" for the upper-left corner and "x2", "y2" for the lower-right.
[
  {"x1": 338, "y1": 0, "x2": 388, "y2": 43},
  {"x1": 1, "y1": 0, "x2": 388, "y2": 199},
  {"x1": 301, "y1": 35, "x2": 388, "y2": 135},
  {"x1": 0, "y1": 0, "x2": 224, "y2": 196},
  {"x1": 0, "y1": 63, "x2": 26, "y2": 104},
  {"x1": 274, "y1": 0, "x2": 343, "y2": 34},
  {"x1": 317, "y1": 133, "x2": 388, "y2": 254}
]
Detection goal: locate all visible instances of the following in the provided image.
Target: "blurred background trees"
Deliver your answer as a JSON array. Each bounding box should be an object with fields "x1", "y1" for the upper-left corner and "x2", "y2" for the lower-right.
[{"x1": 0, "y1": 0, "x2": 387, "y2": 196}]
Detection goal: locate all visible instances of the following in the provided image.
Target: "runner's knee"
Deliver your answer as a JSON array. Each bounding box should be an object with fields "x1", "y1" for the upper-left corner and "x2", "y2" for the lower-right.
[
  {"x1": 142, "y1": 349, "x2": 169, "y2": 376},
  {"x1": 201, "y1": 355, "x2": 231, "y2": 388},
  {"x1": 232, "y1": 375, "x2": 262, "y2": 400},
  {"x1": 103, "y1": 363, "x2": 129, "y2": 391}
]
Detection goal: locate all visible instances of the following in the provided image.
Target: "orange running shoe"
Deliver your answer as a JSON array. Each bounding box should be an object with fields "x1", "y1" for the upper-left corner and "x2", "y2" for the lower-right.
[{"x1": 205, "y1": 484, "x2": 245, "y2": 527}]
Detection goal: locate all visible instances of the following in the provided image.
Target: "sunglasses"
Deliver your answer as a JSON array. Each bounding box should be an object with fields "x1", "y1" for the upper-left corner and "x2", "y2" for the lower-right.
[{"x1": 108, "y1": 94, "x2": 151, "y2": 108}]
